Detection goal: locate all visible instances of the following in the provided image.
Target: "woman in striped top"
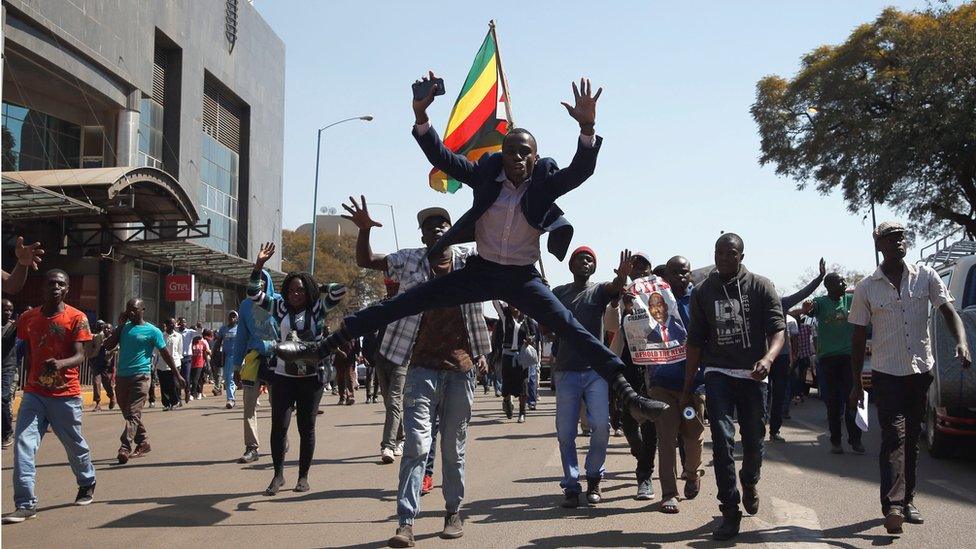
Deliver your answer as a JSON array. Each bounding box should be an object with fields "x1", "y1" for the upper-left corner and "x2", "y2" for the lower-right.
[{"x1": 249, "y1": 242, "x2": 346, "y2": 496}]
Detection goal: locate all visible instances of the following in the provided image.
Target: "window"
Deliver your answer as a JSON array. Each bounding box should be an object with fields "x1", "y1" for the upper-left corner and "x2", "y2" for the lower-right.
[
  {"x1": 199, "y1": 77, "x2": 244, "y2": 255},
  {"x1": 2, "y1": 101, "x2": 82, "y2": 171},
  {"x1": 138, "y1": 97, "x2": 164, "y2": 169}
]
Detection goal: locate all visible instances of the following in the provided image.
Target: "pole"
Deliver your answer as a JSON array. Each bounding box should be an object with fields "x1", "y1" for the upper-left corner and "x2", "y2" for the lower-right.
[
  {"x1": 310, "y1": 128, "x2": 323, "y2": 274},
  {"x1": 490, "y1": 20, "x2": 515, "y2": 127},
  {"x1": 870, "y1": 200, "x2": 879, "y2": 267},
  {"x1": 390, "y1": 206, "x2": 400, "y2": 250}
]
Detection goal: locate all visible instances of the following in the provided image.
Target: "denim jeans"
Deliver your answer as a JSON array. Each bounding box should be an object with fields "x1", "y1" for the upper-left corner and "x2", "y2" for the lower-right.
[
  {"x1": 2, "y1": 365, "x2": 15, "y2": 441},
  {"x1": 818, "y1": 355, "x2": 861, "y2": 445},
  {"x1": 223, "y1": 356, "x2": 237, "y2": 401},
  {"x1": 554, "y1": 368, "x2": 610, "y2": 494},
  {"x1": 341, "y1": 256, "x2": 627, "y2": 383},
  {"x1": 768, "y1": 354, "x2": 791, "y2": 435},
  {"x1": 398, "y1": 367, "x2": 475, "y2": 525},
  {"x1": 705, "y1": 371, "x2": 768, "y2": 515},
  {"x1": 13, "y1": 392, "x2": 96, "y2": 509},
  {"x1": 376, "y1": 355, "x2": 407, "y2": 451},
  {"x1": 425, "y1": 403, "x2": 440, "y2": 477}
]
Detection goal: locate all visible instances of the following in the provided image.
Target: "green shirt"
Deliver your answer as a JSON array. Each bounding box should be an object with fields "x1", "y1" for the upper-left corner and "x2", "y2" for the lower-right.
[
  {"x1": 117, "y1": 321, "x2": 166, "y2": 377},
  {"x1": 811, "y1": 294, "x2": 854, "y2": 358}
]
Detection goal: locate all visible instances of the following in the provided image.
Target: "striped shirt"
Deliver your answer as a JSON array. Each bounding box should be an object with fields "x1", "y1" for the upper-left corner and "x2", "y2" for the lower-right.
[
  {"x1": 380, "y1": 245, "x2": 491, "y2": 365},
  {"x1": 848, "y1": 261, "x2": 952, "y2": 376}
]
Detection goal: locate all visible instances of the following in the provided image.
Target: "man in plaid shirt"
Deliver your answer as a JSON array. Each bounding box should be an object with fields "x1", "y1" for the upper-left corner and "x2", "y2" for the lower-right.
[{"x1": 341, "y1": 197, "x2": 491, "y2": 469}]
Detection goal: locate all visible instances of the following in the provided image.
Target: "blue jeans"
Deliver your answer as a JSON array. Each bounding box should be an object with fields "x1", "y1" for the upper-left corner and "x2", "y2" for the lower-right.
[
  {"x1": 554, "y1": 369, "x2": 610, "y2": 494},
  {"x1": 527, "y1": 365, "x2": 539, "y2": 406},
  {"x1": 342, "y1": 257, "x2": 626, "y2": 383},
  {"x1": 223, "y1": 356, "x2": 237, "y2": 401},
  {"x1": 705, "y1": 372, "x2": 768, "y2": 515},
  {"x1": 398, "y1": 367, "x2": 475, "y2": 525},
  {"x1": 425, "y1": 404, "x2": 440, "y2": 477},
  {"x1": 2, "y1": 365, "x2": 15, "y2": 441},
  {"x1": 13, "y1": 392, "x2": 96, "y2": 509}
]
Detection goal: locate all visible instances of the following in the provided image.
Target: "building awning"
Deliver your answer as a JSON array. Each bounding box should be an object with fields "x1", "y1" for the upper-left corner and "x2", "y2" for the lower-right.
[
  {"x1": 121, "y1": 239, "x2": 286, "y2": 288},
  {"x1": 1, "y1": 167, "x2": 199, "y2": 223},
  {"x1": 1, "y1": 176, "x2": 106, "y2": 220}
]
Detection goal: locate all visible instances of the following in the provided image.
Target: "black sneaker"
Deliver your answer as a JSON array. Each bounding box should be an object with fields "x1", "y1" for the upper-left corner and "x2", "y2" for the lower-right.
[
  {"x1": 441, "y1": 512, "x2": 464, "y2": 539},
  {"x1": 238, "y1": 448, "x2": 259, "y2": 463},
  {"x1": 389, "y1": 524, "x2": 415, "y2": 547},
  {"x1": 585, "y1": 476, "x2": 602, "y2": 504},
  {"x1": 851, "y1": 441, "x2": 866, "y2": 455},
  {"x1": 742, "y1": 484, "x2": 760, "y2": 515},
  {"x1": 830, "y1": 443, "x2": 844, "y2": 454},
  {"x1": 2, "y1": 507, "x2": 37, "y2": 523},
  {"x1": 75, "y1": 482, "x2": 96, "y2": 505},
  {"x1": 713, "y1": 510, "x2": 742, "y2": 540},
  {"x1": 561, "y1": 492, "x2": 580, "y2": 508},
  {"x1": 770, "y1": 432, "x2": 786, "y2": 442}
]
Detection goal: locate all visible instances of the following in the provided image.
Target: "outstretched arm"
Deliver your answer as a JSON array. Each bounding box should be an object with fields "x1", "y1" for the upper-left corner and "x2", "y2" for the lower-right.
[
  {"x1": 247, "y1": 242, "x2": 276, "y2": 311},
  {"x1": 782, "y1": 258, "x2": 826, "y2": 310},
  {"x1": 341, "y1": 195, "x2": 389, "y2": 271},
  {"x1": 549, "y1": 78, "x2": 604, "y2": 197},
  {"x1": 412, "y1": 71, "x2": 479, "y2": 186},
  {"x1": 2, "y1": 237, "x2": 45, "y2": 295}
]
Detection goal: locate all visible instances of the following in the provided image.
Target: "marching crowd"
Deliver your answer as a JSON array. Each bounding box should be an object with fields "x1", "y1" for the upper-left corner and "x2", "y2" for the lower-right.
[{"x1": 1, "y1": 73, "x2": 971, "y2": 547}]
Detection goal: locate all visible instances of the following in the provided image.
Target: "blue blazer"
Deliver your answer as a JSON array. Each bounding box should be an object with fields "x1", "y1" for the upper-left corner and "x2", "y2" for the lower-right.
[{"x1": 413, "y1": 126, "x2": 603, "y2": 262}]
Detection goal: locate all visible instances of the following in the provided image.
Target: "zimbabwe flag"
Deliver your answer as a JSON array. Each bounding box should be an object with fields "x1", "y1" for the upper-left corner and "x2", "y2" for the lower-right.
[{"x1": 429, "y1": 30, "x2": 511, "y2": 193}]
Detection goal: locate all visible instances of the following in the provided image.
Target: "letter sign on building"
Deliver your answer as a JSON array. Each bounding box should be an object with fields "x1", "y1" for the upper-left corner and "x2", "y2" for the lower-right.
[{"x1": 165, "y1": 274, "x2": 195, "y2": 301}]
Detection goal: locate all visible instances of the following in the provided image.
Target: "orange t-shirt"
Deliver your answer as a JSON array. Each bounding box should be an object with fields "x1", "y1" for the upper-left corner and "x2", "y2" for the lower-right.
[{"x1": 17, "y1": 304, "x2": 92, "y2": 398}]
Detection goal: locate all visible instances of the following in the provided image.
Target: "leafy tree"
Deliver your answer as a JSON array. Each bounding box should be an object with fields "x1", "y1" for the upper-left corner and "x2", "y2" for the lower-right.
[
  {"x1": 2, "y1": 125, "x2": 17, "y2": 171},
  {"x1": 752, "y1": 2, "x2": 976, "y2": 238},
  {"x1": 279, "y1": 230, "x2": 384, "y2": 323}
]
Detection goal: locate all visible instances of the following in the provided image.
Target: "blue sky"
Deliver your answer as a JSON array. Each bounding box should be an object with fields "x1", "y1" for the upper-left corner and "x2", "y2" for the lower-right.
[{"x1": 255, "y1": 0, "x2": 948, "y2": 290}]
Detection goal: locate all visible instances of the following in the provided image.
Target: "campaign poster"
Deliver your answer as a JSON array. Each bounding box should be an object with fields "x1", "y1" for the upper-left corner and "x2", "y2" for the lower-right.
[{"x1": 622, "y1": 276, "x2": 687, "y2": 365}]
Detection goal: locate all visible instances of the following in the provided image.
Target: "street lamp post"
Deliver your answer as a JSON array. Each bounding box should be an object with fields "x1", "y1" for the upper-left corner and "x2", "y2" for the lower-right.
[
  {"x1": 310, "y1": 115, "x2": 374, "y2": 274},
  {"x1": 366, "y1": 202, "x2": 400, "y2": 250}
]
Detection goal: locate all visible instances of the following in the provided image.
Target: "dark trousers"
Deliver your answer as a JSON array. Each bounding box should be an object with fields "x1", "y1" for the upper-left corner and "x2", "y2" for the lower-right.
[
  {"x1": 92, "y1": 369, "x2": 115, "y2": 404},
  {"x1": 115, "y1": 374, "x2": 150, "y2": 451},
  {"x1": 2, "y1": 365, "x2": 14, "y2": 441},
  {"x1": 621, "y1": 403, "x2": 657, "y2": 483},
  {"x1": 270, "y1": 374, "x2": 324, "y2": 478},
  {"x1": 148, "y1": 370, "x2": 158, "y2": 404},
  {"x1": 768, "y1": 354, "x2": 791, "y2": 435},
  {"x1": 818, "y1": 355, "x2": 861, "y2": 445},
  {"x1": 873, "y1": 370, "x2": 932, "y2": 514},
  {"x1": 181, "y1": 356, "x2": 193, "y2": 400},
  {"x1": 190, "y1": 368, "x2": 205, "y2": 395},
  {"x1": 340, "y1": 256, "x2": 626, "y2": 384},
  {"x1": 335, "y1": 362, "x2": 355, "y2": 400},
  {"x1": 793, "y1": 357, "x2": 812, "y2": 397},
  {"x1": 157, "y1": 370, "x2": 180, "y2": 407},
  {"x1": 705, "y1": 372, "x2": 768, "y2": 515}
]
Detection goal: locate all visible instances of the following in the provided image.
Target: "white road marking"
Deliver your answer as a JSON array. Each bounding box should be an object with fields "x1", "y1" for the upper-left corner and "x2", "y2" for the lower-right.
[{"x1": 928, "y1": 478, "x2": 976, "y2": 504}]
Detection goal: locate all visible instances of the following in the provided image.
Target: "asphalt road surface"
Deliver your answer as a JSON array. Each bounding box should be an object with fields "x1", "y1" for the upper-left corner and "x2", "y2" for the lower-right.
[{"x1": 3, "y1": 385, "x2": 976, "y2": 548}]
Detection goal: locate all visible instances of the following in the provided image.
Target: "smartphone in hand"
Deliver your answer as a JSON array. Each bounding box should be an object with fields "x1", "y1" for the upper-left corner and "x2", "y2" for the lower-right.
[{"x1": 412, "y1": 77, "x2": 446, "y2": 101}]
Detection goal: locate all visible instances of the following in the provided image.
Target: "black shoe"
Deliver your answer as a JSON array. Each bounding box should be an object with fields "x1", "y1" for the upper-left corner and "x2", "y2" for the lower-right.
[
  {"x1": 265, "y1": 475, "x2": 285, "y2": 496},
  {"x1": 441, "y1": 512, "x2": 464, "y2": 539},
  {"x1": 851, "y1": 441, "x2": 866, "y2": 454},
  {"x1": 903, "y1": 503, "x2": 923, "y2": 524},
  {"x1": 238, "y1": 449, "x2": 259, "y2": 463},
  {"x1": 503, "y1": 399, "x2": 513, "y2": 419},
  {"x1": 626, "y1": 395, "x2": 669, "y2": 423},
  {"x1": 585, "y1": 476, "x2": 602, "y2": 504},
  {"x1": 713, "y1": 510, "x2": 742, "y2": 540},
  {"x1": 770, "y1": 432, "x2": 786, "y2": 442},
  {"x1": 830, "y1": 443, "x2": 844, "y2": 454},
  {"x1": 274, "y1": 340, "x2": 321, "y2": 362},
  {"x1": 2, "y1": 507, "x2": 37, "y2": 523},
  {"x1": 884, "y1": 506, "x2": 905, "y2": 533},
  {"x1": 742, "y1": 484, "x2": 760, "y2": 515},
  {"x1": 389, "y1": 524, "x2": 415, "y2": 547},
  {"x1": 74, "y1": 482, "x2": 96, "y2": 506},
  {"x1": 561, "y1": 492, "x2": 579, "y2": 508}
]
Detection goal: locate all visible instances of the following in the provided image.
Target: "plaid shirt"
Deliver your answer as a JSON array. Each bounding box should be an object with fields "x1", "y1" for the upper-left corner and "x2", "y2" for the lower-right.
[
  {"x1": 795, "y1": 322, "x2": 815, "y2": 359},
  {"x1": 380, "y1": 245, "x2": 491, "y2": 365}
]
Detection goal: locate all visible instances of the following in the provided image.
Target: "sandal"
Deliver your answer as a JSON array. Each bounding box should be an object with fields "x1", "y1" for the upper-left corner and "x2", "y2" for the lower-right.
[{"x1": 661, "y1": 497, "x2": 680, "y2": 514}]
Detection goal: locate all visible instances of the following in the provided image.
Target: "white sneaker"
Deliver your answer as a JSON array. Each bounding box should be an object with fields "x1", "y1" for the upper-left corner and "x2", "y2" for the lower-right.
[
  {"x1": 148, "y1": 402, "x2": 156, "y2": 408},
  {"x1": 517, "y1": 414, "x2": 526, "y2": 423},
  {"x1": 393, "y1": 441, "x2": 404, "y2": 457},
  {"x1": 256, "y1": 398, "x2": 263, "y2": 406},
  {"x1": 381, "y1": 448, "x2": 395, "y2": 464}
]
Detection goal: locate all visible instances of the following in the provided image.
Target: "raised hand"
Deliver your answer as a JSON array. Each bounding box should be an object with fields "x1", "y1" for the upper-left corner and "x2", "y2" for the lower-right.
[
  {"x1": 256, "y1": 242, "x2": 275, "y2": 267},
  {"x1": 818, "y1": 257, "x2": 826, "y2": 278},
  {"x1": 614, "y1": 249, "x2": 634, "y2": 279},
  {"x1": 341, "y1": 195, "x2": 383, "y2": 231},
  {"x1": 14, "y1": 236, "x2": 44, "y2": 270},
  {"x1": 560, "y1": 78, "x2": 602, "y2": 133},
  {"x1": 413, "y1": 70, "x2": 440, "y2": 124}
]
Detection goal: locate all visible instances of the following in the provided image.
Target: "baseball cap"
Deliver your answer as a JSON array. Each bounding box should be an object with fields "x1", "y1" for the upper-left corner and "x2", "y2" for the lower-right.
[
  {"x1": 873, "y1": 221, "x2": 906, "y2": 240},
  {"x1": 417, "y1": 207, "x2": 451, "y2": 228},
  {"x1": 631, "y1": 251, "x2": 652, "y2": 266}
]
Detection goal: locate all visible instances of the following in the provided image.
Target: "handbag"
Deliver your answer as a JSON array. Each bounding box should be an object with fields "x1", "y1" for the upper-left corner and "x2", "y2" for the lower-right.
[{"x1": 282, "y1": 308, "x2": 322, "y2": 378}]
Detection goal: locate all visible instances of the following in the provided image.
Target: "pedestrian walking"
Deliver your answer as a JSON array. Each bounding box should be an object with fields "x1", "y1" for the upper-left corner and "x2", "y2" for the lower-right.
[
  {"x1": 2, "y1": 299, "x2": 19, "y2": 447},
  {"x1": 190, "y1": 332, "x2": 211, "y2": 399},
  {"x1": 90, "y1": 322, "x2": 117, "y2": 411},
  {"x1": 3, "y1": 270, "x2": 95, "y2": 523},
  {"x1": 158, "y1": 319, "x2": 184, "y2": 410},
  {"x1": 848, "y1": 221, "x2": 971, "y2": 534},
  {"x1": 214, "y1": 311, "x2": 240, "y2": 407},
  {"x1": 498, "y1": 305, "x2": 539, "y2": 423}
]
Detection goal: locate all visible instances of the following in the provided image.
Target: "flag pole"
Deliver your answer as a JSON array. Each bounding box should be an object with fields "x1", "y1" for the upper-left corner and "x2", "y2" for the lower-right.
[{"x1": 490, "y1": 20, "x2": 548, "y2": 279}]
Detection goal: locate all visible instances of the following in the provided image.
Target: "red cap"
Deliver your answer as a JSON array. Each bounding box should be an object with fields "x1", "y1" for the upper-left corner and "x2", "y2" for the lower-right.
[{"x1": 570, "y1": 246, "x2": 597, "y2": 266}]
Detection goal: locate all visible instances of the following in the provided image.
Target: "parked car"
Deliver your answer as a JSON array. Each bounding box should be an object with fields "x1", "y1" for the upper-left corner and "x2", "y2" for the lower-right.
[{"x1": 920, "y1": 238, "x2": 976, "y2": 458}]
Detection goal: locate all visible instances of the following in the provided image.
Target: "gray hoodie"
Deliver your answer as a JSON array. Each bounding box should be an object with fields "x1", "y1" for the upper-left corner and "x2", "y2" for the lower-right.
[{"x1": 687, "y1": 265, "x2": 785, "y2": 371}]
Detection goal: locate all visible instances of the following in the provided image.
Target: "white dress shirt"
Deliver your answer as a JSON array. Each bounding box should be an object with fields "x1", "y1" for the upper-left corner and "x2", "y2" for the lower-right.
[
  {"x1": 848, "y1": 261, "x2": 952, "y2": 376},
  {"x1": 415, "y1": 122, "x2": 596, "y2": 266}
]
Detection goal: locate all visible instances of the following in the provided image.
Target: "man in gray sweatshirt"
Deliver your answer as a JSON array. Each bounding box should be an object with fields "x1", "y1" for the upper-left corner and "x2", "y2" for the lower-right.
[{"x1": 681, "y1": 233, "x2": 785, "y2": 541}]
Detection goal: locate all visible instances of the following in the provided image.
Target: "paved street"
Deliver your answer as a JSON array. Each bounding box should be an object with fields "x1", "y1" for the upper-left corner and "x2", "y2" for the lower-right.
[{"x1": 3, "y1": 385, "x2": 976, "y2": 548}]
